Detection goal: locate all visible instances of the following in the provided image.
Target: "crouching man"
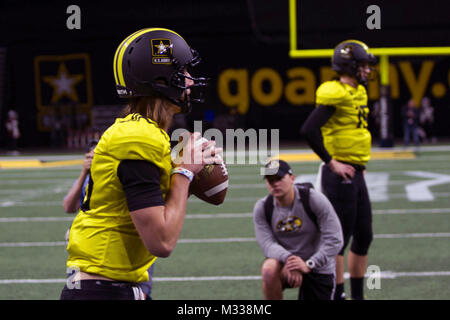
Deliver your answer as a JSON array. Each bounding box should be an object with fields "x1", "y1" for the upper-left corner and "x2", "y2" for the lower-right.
[{"x1": 253, "y1": 160, "x2": 343, "y2": 300}]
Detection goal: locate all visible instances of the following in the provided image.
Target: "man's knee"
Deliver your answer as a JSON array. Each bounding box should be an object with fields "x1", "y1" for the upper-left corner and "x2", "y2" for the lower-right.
[{"x1": 261, "y1": 259, "x2": 282, "y2": 283}]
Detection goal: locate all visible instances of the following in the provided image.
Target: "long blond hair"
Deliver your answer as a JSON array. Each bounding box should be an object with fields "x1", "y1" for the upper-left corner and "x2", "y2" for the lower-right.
[{"x1": 121, "y1": 95, "x2": 179, "y2": 130}]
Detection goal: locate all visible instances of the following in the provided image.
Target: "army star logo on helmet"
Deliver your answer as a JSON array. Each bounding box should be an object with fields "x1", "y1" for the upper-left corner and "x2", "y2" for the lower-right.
[
  {"x1": 155, "y1": 41, "x2": 169, "y2": 54},
  {"x1": 151, "y1": 39, "x2": 172, "y2": 64}
]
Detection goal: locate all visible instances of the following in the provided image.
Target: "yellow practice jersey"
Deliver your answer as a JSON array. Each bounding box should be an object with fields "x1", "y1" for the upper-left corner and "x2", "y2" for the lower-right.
[
  {"x1": 67, "y1": 113, "x2": 172, "y2": 283},
  {"x1": 315, "y1": 80, "x2": 371, "y2": 166}
]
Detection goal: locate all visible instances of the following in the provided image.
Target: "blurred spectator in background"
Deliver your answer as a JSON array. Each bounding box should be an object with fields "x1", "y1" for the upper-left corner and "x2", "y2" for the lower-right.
[
  {"x1": 63, "y1": 139, "x2": 98, "y2": 215},
  {"x1": 419, "y1": 97, "x2": 436, "y2": 144},
  {"x1": 402, "y1": 99, "x2": 420, "y2": 147},
  {"x1": 5, "y1": 110, "x2": 21, "y2": 155}
]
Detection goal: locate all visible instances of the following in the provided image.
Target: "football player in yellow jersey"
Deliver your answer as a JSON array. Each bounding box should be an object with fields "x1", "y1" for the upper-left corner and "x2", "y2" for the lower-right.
[
  {"x1": 60, "y1": 28, "x2": 221, "y2": 300},
  {"x1": 301, "y1": 40, "x2": 377, "y2": 300}
]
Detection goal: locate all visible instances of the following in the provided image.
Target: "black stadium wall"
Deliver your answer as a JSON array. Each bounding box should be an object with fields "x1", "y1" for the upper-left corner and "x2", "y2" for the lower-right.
[{"x1": 0, "y1": 0, "x2": 449, "y2": 148}]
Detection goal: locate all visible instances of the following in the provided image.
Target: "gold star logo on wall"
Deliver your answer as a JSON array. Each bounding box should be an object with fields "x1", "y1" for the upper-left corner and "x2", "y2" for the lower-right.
[
  {"x1": 43, "y1": 62, "x2": 84, "y2": 102},
  {"x1": 34, "y1": 53, "x2": 93, "y2": 132}
]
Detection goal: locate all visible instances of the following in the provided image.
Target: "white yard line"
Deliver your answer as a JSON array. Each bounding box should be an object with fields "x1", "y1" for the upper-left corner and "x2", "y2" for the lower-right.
[
  {"x1": 373, "y1": 208, "x2": 450, "y2": 214},
  {"x1": 1, "y1": 271, "x2": 449, "y2": 284},
  {"x1": 1, "y1": 208, "x2": 450, "y2": 222},
  {"x1": 374, "y1": 233, "x2": 450, "y2": 239},
  {"x1": 0, "y1": 194, "x2": 444, "y2": 207},
  {"x1": 0, "y1": 232, "x2": 449, "y2": 247},
  {"x1": 0, "y1": 241, "x2": 67, "y2": 247},
  {"x1": 0, "y1": 179, "x2": 72, "y2": 185},
  {"x1": 0, "y1": 217, "x2": 74, "y2": 222}
]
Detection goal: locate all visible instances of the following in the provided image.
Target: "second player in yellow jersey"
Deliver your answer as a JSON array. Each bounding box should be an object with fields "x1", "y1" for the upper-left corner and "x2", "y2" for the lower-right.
[
  {"x1": 316, "y1": 80, "x2": 371, "y2": 166},
  {"x1": 301, "y1": 39, "x2": 376, "y2": 301}
]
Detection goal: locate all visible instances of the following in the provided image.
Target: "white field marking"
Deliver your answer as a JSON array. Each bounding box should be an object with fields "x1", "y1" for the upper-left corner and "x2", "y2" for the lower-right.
[
  {"x1": 298, "y1": 172, "x2": 450, "y2": 202},
  {"x1": 387, "y1": 192, "x2": 450, "y2": 200},
  {"x1": 373, "y1": 208, "x2": 450, "y2": 214},
  {"x1": 177, "y1": 238, "x2": 255, "y2": 244},
  {"x1": 1, "y1": 271, "x2": 450, "y2": 284},
  {"x1": 2, "y1": 208, "x2": 450, "y2": 223},
  {"x1": 403, "y1": 171, "x2": 450, "y2": 201},
  {"x1": 0, "y1": 241, "x2": 67, "y2": 247},
  {"x1": 0, "y1": 201, "x2": 60, "y2": 207},
  {"x1": 176, "y1": 233, "x2": 450, "y2": 242},
  {"x1": 0, "y1": 169, "x2": 81, "y2": 176},
  {"x1": 0, "y1": 279, "x2": 68, "y2": 284},
  {"x1": 0, "y1": 188, "x2": 70, "y2": 203},
  {"x1": 0, "y1": 190, "x2": 68, "y2": 200},
  {"x1": 0, "y1": 217, "x2": 74, "y2": 222},
  {"x1": 0, "y1": 170, "x2": 81, "y2": 178},
  {"x1": 186, "y1": 213, "x2": 254, "y2": 219},
  {"x1": 296, "y1": 173, "x2": 390, "y2": 202},
  {"x1": 0, "y1": 166, "x2": 81, "y2": 172},
  {"x1": 0, "y1": 198, "x2": 267, "y2": 207},
  {"x1": 229, "y1": 184, "x2": 266, "y2": 189},
  {"x1": 1, "y1": 233, "x2": 449, "y2": 247},
  {"x1": 151, "y1": 271, "x2": 450, "y2": 281},
  {"x1": 2, "y1": 189, "x2": 450, "y2": 207},
  {"x1": 0, "y1": 171, "x2": 445, "y2": 185},
  {"x1": 0, "y1": 179, "x2": 72, "y2": 185},
  {"x1": 374, "y1": 233, "x2": 450, "y2": 239},
  {"x1": 228, "y1": 180, "x2": 416, "y2": 189},
  {"x1": 0, "y1": 155, "x2": 84, "y2": 161},
  {"x1": 0, "y1": 179, "x2": 418, "y2": 188}
]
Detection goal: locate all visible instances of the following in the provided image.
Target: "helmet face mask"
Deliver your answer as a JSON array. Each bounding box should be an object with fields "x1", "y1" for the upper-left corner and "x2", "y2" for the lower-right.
[
  {"x1": 113, "y1": 28, "x2": 208, "y2": 113},
  {"x1": 356, "y1": 61, "x2": 378, "y2": 84},
  {"x1": 332, "y1": 40, "x2": 377, "y2": 85},
  {"x1": 168, "y1": 48, "x2": 208, "y2": 113}
]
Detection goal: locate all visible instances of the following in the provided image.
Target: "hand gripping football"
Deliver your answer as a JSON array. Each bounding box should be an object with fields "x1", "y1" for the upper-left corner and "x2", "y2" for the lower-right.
[{"x1": 188, "y1": 137, "x2": 228, "y2": 205}]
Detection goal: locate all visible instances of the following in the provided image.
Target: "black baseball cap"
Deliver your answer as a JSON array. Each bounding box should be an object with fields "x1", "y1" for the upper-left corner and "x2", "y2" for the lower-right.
[{"x1": 263, "y1": 159, "x2": 293, "y2": 179}]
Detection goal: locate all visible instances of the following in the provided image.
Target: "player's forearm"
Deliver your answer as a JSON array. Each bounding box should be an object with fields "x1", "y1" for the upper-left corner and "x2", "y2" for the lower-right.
[
  {"x1": 301, "y1": 105, "x2": 335, "y2": 163},
  {"x1": 304, "y1": 129, "x2": 332, "y2": 164},
  {"x1": 159, "y1": 174, "x2": 191, "y2": 251}
]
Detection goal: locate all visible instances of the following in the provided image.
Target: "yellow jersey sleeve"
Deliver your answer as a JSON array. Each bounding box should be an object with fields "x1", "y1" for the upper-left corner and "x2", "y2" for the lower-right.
[{"x1": 316, "y1": 81, "x2": 349, "y2": 106}]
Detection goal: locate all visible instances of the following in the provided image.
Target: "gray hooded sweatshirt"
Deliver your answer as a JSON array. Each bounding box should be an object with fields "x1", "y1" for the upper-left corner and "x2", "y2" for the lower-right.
[{"x1": 253, "y1": 187, "x2": 343, "y2": 275}]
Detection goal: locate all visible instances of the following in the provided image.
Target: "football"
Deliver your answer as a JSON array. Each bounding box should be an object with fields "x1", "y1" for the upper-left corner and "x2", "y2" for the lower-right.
[{"x1": 189, "y1": 157, "x2": 229, "y2": 205}]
